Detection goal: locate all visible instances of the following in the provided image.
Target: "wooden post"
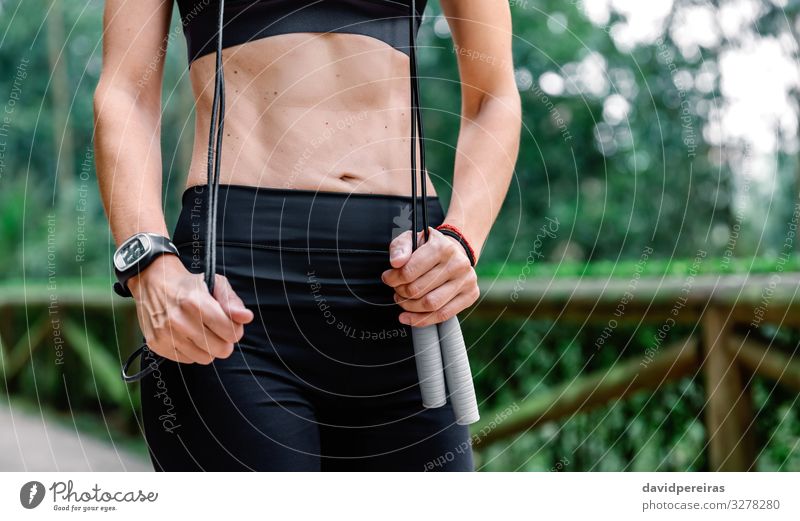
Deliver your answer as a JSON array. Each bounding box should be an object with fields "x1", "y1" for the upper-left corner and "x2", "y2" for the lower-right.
[{"x1": 700, "y1": 307, "x2": 756, "y2": 471}]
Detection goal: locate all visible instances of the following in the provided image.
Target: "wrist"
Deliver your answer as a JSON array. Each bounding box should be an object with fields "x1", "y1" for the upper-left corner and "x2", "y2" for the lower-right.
[
  {"x1": 113, "y1": 232, "x2": 181, "y2": 298},
  {"x1": 126, "y1": 254, "x2": 183, "y2": 298},
  {"x1": 442, "y1": 235, "x2": 472, "y2": 264},
  {"x1": 436, "y1": 223, "x2": 478, "y2": 267}
]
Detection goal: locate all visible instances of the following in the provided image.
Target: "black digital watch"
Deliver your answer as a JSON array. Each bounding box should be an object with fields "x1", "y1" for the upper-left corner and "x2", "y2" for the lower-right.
[{"x1": 113, "y1": 233, "x2": 179, "y2": 298}]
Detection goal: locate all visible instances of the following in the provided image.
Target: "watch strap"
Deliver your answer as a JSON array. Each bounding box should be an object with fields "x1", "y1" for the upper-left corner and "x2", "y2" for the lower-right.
[{"x1": 113, "y1": 234, "x2": 179, "y2": 298}]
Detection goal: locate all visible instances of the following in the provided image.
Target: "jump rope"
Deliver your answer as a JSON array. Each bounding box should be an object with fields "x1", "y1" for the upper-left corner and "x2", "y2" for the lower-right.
[{"x1": 120, "y1": 0, "x2": 480, "y2": 426}]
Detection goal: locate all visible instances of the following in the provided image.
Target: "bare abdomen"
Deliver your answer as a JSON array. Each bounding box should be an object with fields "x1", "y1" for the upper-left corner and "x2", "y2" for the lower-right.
[{"x1": 184, "y1": 32, "x2": 436, "y2": 197}]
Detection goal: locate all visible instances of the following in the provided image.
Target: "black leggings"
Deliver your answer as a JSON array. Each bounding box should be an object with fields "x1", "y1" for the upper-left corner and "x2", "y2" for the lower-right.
[{"x1": 140, "y1": 184, "x2": 474, "y2": 471}]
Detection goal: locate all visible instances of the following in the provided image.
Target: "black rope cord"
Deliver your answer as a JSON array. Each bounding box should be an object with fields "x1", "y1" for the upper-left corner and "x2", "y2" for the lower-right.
[
  {"x1": 121, "y1": 0, "x2": 226, "y2": 383},
  {"x1": 205, "y1": 0, "x2": 226, "y2": 295},
  {"x1": 409, "y1": 0, "x2": 430, "y2": 251}
]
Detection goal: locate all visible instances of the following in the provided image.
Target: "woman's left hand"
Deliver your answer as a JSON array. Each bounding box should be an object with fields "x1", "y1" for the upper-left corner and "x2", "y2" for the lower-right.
[{"x1": 381, "y1": 227, "x2": 479, "y2": 327}]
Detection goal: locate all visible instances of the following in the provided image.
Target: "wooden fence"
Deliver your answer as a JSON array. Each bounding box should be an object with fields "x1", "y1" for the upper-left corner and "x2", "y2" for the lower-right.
[
  {"x1": 1, "y1": 272, "x2": 799, "y2": 470},
  {"x1": 469, "y1": 272, "x2": 800, "y2": 471}
]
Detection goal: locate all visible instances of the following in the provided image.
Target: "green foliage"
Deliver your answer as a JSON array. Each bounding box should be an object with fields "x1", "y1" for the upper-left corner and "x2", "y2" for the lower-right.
[
  {"x1": 1, "y1": 0, "x2": 799, "y2": 470},
  {"x1": 478, "y1": 254, "x2": 800, "y2": 279}
]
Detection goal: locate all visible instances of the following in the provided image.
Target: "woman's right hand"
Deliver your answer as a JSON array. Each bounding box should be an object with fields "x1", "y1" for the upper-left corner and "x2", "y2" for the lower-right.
[{"x1": 127, "y1": 255, "x2": 255, "y2": 365}]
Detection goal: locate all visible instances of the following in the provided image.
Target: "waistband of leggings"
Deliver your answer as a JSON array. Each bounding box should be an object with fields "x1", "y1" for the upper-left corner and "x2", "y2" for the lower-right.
[{"x1": 172, "y1": 183, "x2": 446, "y2": 252}]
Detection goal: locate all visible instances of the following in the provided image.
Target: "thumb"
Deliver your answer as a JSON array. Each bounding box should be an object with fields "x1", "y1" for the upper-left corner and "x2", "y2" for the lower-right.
[
  {"x1": 389, "y1": 230, "x2": 414, "y2": 268},
  {"x1": 213, "y1": 274, "x2": 254, "y2": 324}
]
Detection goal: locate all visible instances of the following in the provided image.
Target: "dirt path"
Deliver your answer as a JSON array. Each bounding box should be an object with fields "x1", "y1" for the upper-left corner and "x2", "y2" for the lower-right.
[{"x1": 0, "y1": 401, "x2": 151, "y2": 471}]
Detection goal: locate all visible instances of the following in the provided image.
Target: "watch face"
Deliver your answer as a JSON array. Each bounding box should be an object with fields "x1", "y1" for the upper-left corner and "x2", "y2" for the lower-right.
[{"x1": 114, "y1": 235, "x2": 152, "y2": 271}]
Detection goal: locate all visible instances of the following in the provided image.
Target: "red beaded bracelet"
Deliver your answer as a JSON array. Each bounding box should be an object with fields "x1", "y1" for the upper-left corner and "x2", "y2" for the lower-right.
[{"x1": 435, "y1": 223, "x2": 477, "y2": 267}]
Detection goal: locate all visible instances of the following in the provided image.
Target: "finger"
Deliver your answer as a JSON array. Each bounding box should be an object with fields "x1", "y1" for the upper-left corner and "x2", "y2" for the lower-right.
[
  {"x1": 176, "y1": 311, "x2": 235, "y2": 360},
  {"x1": 213, "y1": 274, "x2": 254, "y2": 325},
  {"x1": 394, "y1": 262, "x2": 452, "y2": 299},
  {"x1": 162, "y1": 317, "x2": 225, "y2": 363},
  {"x1": 170, "y1": 350, "x2": 196, "y2": 365},
  {"x1": 155, "y1": 341, "x2": 201, "y2": 365},
  {"x1": 155, "y1": 315, "x2": 222, "y2": 364},
  {"x1": 388, "y1": 230, "x2": 413, "y2": 269},
  {"x1": 195, "y1": 322, "x2": 235, "y2": 360},
  {"x1": 399, "y1": 289, "x2": 476, "y2": 328},
  {"x1": 146, "y1": 332, "x2": 203, "y2": 365},
  {"x1": 396, "y1": 247, "x2": 473, "y2": 299},
  {"x1": 387, "y1": 228, "x2": 430, "y2": 269},
  {"x1": 183, "y1": 334, "x2": 224, "y2": 364},
  {"x1": 185, "y1": 290, "x2": 243, "y2": 345},
  {"x1": 142, "y1": 337, "x2": 192, "y2": 365},
  {"x1": 382, "y1": 235, "x2": 443, "y2": 287},
  {"x1": 395, "y1": 278, "x2": 462, "y2": 313}
]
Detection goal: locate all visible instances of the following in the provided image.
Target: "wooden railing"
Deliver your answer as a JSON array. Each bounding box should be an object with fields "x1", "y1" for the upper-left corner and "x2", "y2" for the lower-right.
[
  {"x1": 468, "y1": 272, "x2": 800, "y2": 471},
  {"x1": 2, "y1": 272, "x2": 799, "y2": 470},
  {"x1": 0, "y1": 282, "x2": 138, "y2": 405}
]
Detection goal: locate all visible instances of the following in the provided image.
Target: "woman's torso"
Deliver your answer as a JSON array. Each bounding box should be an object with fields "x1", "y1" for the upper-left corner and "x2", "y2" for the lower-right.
[{"x1": 177, "y1": 0, "x2": 437, "y2": 197}]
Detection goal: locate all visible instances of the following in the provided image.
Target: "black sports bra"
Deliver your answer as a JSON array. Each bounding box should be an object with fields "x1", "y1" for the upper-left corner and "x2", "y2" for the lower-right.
[{"x1": 175, "y1": 0, "x2": 428, "y2": 64}]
